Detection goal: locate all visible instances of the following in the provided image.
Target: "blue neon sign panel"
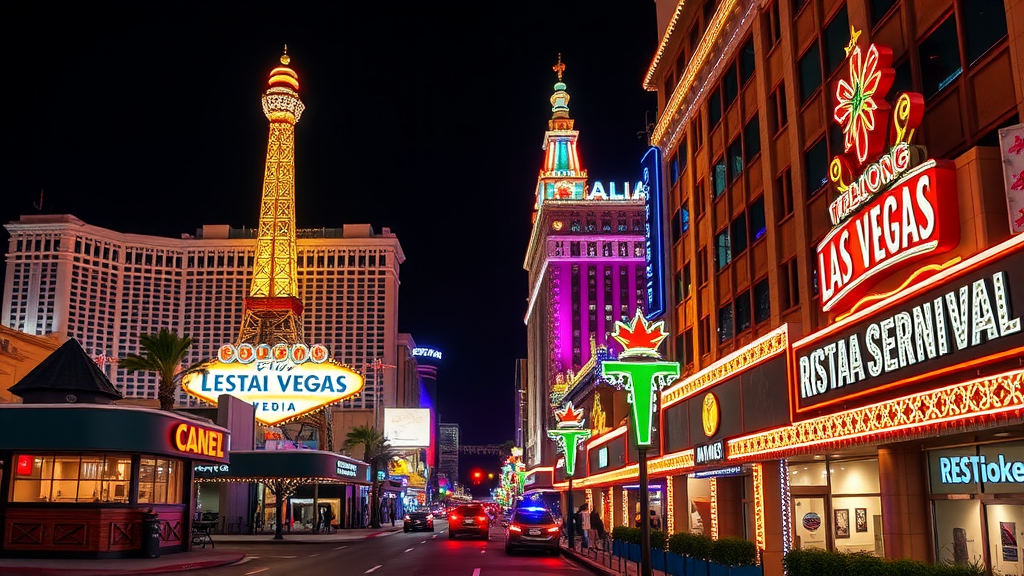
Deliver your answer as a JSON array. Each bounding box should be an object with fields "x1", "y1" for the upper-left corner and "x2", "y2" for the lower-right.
[{"x1": 642, "y1": 146, "x2": 666, "y2": 320}]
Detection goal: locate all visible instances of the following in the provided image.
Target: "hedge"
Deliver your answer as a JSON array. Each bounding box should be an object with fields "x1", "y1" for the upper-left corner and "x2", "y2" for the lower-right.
[
  {"x1": 783, "y1": 550, "x2": 986, "y2": 576},
  {"x1": 610, "y1": 526, "x2": 668, "y2": 549},
  {"x1": 665, "y1": 533, "x2": 756, "y2": 566}
]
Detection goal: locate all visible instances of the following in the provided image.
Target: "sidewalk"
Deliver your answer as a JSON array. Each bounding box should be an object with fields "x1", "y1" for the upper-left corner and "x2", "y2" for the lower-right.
[
  {"x1": 0, "y1": 526, "x2": 403, "y2": 576},
  {"x1": 562, "y1": 542, "x2": 670, "y2": 576}
]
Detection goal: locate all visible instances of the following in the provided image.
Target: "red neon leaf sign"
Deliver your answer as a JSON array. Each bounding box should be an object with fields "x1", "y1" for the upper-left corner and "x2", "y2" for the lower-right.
[{"x1": 834, "y1": 43, "x2": 895, "y2": 167}]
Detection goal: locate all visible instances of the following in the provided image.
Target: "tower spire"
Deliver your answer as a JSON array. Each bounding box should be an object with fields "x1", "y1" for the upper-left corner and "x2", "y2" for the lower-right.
[
  {"x1": 237, "y1": 51, "x2": 306, "y2": 345},
  {"x1": 531, "y1": 55, "x2": 587, "y2": 215}
]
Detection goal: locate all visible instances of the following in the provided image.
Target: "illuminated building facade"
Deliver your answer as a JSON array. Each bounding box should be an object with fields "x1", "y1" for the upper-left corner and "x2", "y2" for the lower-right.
[
  {"x1": 2, "y1": 217, "x2": 403, "y2": 411},
  {"x1": 438, "y1": 422, "x2": 460, "y2": 491},
  {"x1": 553, "y1": 1, "x2": 1024, "y2": 575},
  {"x1": 523, "y1": 57, "x2": 648, "y2": 470}
]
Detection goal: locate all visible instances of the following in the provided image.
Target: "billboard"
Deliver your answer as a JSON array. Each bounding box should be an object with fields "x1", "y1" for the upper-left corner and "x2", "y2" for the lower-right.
[
  {"x1": 181, "y1": 342, "x2": 364, "y2": 426},
  {"x1": 641, "y1": 146, "x2": 666, "y2": 320},
  {"x1": 383, "y1": 408, "x2": 431, "y2": 448}
]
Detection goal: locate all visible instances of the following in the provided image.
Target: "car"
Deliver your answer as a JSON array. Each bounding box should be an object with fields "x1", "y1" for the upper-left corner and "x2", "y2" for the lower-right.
[
  {"x1": 447, "y1": 504, "x2": 490, "y2": 540},
  {"x1": 404, "y1": 511, "x2": 434, "y2": 532},
  {"x1": 505, "y1": 506, "x2": 561, "y2": 555}
]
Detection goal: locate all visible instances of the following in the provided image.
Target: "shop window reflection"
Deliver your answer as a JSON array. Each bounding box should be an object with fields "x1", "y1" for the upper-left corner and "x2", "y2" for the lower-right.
[
  {"x1": 139, "y1": 458, "x2": 183, "y2": 504},
  {"x1": 10, "y1": 453, "x2": 131, "y2": 503},
  {"x1": 788, "y1": 457, "x2": 884, "y2": 556}
]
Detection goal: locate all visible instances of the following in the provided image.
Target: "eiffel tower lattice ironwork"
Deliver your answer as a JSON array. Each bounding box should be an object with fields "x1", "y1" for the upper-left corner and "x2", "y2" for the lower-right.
[{"x1": 234, "y1": 48, "x2": 333, "y2": 450}]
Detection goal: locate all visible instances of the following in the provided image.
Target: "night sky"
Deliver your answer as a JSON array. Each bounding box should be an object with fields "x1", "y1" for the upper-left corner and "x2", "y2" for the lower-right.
[{"x1": 2, "y1": 3, "x2": 660, "y2": 456}]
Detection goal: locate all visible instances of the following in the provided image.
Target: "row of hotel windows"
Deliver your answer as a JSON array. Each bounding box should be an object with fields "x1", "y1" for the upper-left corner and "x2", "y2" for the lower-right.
[
  {"x1": 554, "y1": 241, "x2": 646, "y2": 259},
  {"x1": 566, "y1": 218, "x2": 644, "y2": 234}
]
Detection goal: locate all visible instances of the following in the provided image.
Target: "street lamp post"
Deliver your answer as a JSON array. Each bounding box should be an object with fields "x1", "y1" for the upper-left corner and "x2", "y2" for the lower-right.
[{"x1": 601, "y1": 310, "x2": 680, "y2": 576}]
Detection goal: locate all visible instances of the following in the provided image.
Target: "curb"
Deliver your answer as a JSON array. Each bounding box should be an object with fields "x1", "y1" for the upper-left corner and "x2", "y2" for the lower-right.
[
  {"x1": 0, "y1": 552, "x2": 246, "y2": 576},
  {"x1": 561, "y1": 546, "x2": 619, "y2": 576}
]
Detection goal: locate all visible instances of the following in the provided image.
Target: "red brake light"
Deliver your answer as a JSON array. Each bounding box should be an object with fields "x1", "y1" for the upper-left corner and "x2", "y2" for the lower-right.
[
  {"x1": 477, "y1": 515, "x2": 487, "y2": 522},
  {"x1": 449, "y1": 514, "x2": 459, "y2": 521},
  {"x1": 509, "y1": 524, "x2": 522, "y2": 532}
]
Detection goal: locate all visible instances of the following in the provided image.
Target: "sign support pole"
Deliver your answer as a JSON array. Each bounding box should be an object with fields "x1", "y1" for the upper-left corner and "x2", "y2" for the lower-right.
[
  {"x1": 567, "y1": 475, "x2": 575, "y2": 550},
  {"x1": 638, "y1": 446, "x2": 651, "y2": 576}
]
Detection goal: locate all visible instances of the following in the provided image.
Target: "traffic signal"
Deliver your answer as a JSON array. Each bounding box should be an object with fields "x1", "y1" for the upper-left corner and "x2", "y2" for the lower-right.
[{"x1": 472, "y1": 470, "x2": 482, "y2": 480}]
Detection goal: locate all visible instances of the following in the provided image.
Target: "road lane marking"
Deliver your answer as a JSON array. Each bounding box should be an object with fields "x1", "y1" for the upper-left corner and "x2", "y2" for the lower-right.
[
  {"x1": 365, "y1": 566, "x2": 382, "y2": 573},
  {"x1": 405, "y1": 547, "x2": 414, "y2": 552},
  {"x1": 432, "y1": 535, "x2": 438, "y2": 538},
  {"x1": 421, "y1": 540, "x2": 427, "y2": 544},
  {"x1": 309, "y1": 553, "x2": 320, "y2": 557},
  {"x1": 480, "y1": 549, "x2": 486, "y2": 554},
  {"x1": 245, "y1": 570, "x2": 268, "y2": 576},
  {"x1": 268, "y1": 555, "x2": 298, "y2": 558},
  {"x1": 333, "y1": 545, "x2": 348, "y2": 550},
  {"x1": 231, "y1": 557, "x2": 256, "y2": 566},
  {"x1": 473, "y1": 569, "x2": 481, "y2": 576}
]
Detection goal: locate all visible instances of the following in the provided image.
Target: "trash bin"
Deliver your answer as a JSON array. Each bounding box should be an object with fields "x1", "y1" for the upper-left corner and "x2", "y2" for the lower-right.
[{"x1": 141, "y1": 510, "x2": 161, "y2": 558}]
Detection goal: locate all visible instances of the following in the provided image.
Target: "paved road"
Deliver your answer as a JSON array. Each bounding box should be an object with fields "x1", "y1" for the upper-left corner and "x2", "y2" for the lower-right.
[{"x1": 176, "y1": 520, "x2": 595, "y2": 576}]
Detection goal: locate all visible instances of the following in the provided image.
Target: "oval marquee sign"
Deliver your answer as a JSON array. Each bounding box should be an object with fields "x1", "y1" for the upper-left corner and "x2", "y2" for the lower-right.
[
  {"x1": 182, "y1": 343, "x2": 364, "y2": 426},
  {"x1": 701, "y1": 393, "x2": 720, "y2": 437}
]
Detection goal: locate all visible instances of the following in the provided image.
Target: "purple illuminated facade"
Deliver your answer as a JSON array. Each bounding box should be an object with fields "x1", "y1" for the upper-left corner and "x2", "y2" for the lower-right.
[{"x1": 522, "y1": 62, "x2": 646, "y2": 468}]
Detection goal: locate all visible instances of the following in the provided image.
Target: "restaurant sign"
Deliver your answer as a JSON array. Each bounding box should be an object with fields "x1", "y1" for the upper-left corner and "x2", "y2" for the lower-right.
[
  {"x1": 182, "y1": 342, "x2": 365, "y2": 426},
  {"x1": 817, "y1": 41, "x2": 959, "y2": 313},
  {"x1": 795, "y1": 236, "x2": 1024, "y2": 415}
]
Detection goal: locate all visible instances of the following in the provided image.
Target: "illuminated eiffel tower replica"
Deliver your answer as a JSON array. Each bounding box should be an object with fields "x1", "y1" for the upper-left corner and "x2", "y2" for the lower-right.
[{"x1": 235, "y1": 48, "x2": 333, "y2": 450}]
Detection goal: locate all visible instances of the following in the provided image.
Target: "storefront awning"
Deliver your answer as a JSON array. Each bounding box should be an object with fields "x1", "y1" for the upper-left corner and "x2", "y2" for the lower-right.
[
  {"x1": 194, "y1": 449, "x2": 370, "y2": 485},
  {"x1": 0, "y1": 404, "x2": 230, "y2": 464}
]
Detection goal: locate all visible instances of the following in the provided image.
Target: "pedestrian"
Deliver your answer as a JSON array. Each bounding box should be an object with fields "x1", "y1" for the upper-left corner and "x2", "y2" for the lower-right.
[
  {"x1": 578, "y1": 503, "x2": 592, "y2": 549},
  {"x1": 649, "y1": 509, "x2": 662, "y2": 530},
  {"x1": 592, "y1": 513, "x2": 607, "y2": 551}
]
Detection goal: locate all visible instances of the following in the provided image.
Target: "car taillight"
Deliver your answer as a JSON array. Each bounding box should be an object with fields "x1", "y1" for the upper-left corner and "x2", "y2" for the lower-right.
[
  {"x1": 477, "y1": 516, "x2": 487, "y2": 523},
  {"x1": 404, "y1": 515, "x2": 411, "y2": 521},
  {"x1": 449, "y1": 514, "x2": 460, "y2": 522},
  {"x1": 509, "y1": 524, "x2": 522, "y2": 532},
  {"x1": 547, "y1": 526, "x2": 561, "y2": 533},
  {"x1": 426, "y1": 514, "x2": 433, "y2": 520}
]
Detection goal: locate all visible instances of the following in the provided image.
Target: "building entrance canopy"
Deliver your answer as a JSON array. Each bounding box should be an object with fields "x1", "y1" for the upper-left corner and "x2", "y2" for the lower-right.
[{"x1": 193, "y1": 449, "x2": 370, "y2": 485}]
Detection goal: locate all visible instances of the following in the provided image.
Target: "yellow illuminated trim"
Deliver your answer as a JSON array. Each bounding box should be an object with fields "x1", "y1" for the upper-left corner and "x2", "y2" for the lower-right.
[
  {"x1": 622, "y1": 487, "x2": 629, "y2": 528},
  {"x1": 652, "y1": 0, "x2": 737, "y2": 145},
  {"x1": 728, "y1": 369, "x2": 1024, "y2": 461},
  {"x1": 663, "y1": 325, "x2": 788, "y2": 407},
  {"x1": 666, "y1": 477, "x2": 675, "y2": 535},
  {"x1": 269, "y1": 74, "x2": 300, "y2": 90},
  {"x1": 586, "y1": 488, "x2": 593, "y2": 511},
  {"x1": 834, "y1": 257, "x2": 961, "y2": 322},
  {"x1": 560, "y1": 449, "x2": 695, "y2": 490},
  {"x1": 587, "y1": 425, "x2": 627, "y2": 451},
  {"x1": 710, "y1": 477, "x2": 718, "y2": 540},
  {"x1": 643, "y1": 1, "x2": 689, "y2": 90},
  {"x1": 270, "y1": 66, "x2": 297, "y2": 78},
  {"x1": 752, "y1": 463, "x2": 765, "y2": 555}
]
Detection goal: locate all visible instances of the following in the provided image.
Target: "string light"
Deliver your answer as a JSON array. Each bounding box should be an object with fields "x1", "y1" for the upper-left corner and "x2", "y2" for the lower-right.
[
  {"x1": 665, "y1": 477, "x2": 675, "y2": 535},
  {"x1": 779, "y1": 459, "x2": 793, "y2": 556},
  {"x1": 752, "y1": 463, "x2": 765, "y2": 558},
  {"x1": 622, "y1": 487, "x2": 629, "y2": 528},
  {"x1": 709, "y1": 477, "x2": 718, "y2": 540}
]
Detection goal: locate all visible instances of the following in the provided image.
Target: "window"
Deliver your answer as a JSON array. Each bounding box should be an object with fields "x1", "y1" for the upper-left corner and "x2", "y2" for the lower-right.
[
  {"x1": 823, "y1": 6, "x2": 850, "y2": 74},
  {"x1": 744, "y1": 113, "x2": 761, "y2": 162},
  {"x1": 10, "y1": 454, "x2": 133, "y2": 503},
  {"x1": 718, "y1": 302, "x2": 735, "y2": 342},
  {"x1": 708, "y1": 85, "x2": 723, "y2": 127},
  {"x1": 730, "y1": 213, "x2": 748, "y2": 255},
  {"x1": 715, "y1": 228, "x2": 732, "y2": 271},
  {"x1": 683, "y1": 329, "x2": 695, "y2": 368},
  {"x1": 723, "y1": 62, "x2": 739, "y2": 107},
  {"x1": 139, "y1": 457, "x2": 184, "y2": 504},
  {"x1": 713, "y1": 157, "x2": 727, "y2": 198},
  {"x1": 671, "y1": 210, "x2": 682, "y2": 244},
  {"x1": 678, "y1": 138, "x2": 688, "y2": 175},
  {"x1": 793, "y1": 0, "x2": 811, "y2": 13},
  {"x1": 768, "y1": 83, "x2": 787, "y2": 135},
  {"x1": 964, "y1": 0, "x2": 1007, "y2": 65},
  {"x1": 697, "y1": 248, "x2": 708, "y2": 286},
  {"x1": 766, "y1": 0, "x2": 782, "y2": 47},
  {"x1": 919, "y1": 16, "x2": 962, "y2": 99},
  {"x1": 670, "y1": 152, "x2": 680, "y2": 187},
  {"x1": 699, "y1": 316, "x2": 711, "y2": 356},
  {"x1": 694, "y1": 111, "x2": 704, "y2": 150},
  {"x1": 695, "y1": 179, "x2": 706, "y2": 217},
  {"x1": 665, "y1": 71, "x2": 676, "y2": 96},
  {"x1": 681, "y1": 202, "x2": 690, "y2": 235},
  {"x1": 682, "y1": 262, "x2": 692, "y2": 299},
  {"x1": 804, "y1": 138, "x2": 828, "y2": 195},
  {"x1": 869, "y1": 0, "x2": 898, "y2": 28},
  {"x1": 740, "y1": 36, "x2": 755, "y2": 84},
  {"x1": 735, "y1": 289, "x2": 752, "y2": 333},
  {"x1": 703, "y1": 0, "x2": 718, "y2": 24},
  {"x1": 728, "y1": 137, "x2": 743, "y2": 183},
  {"x1": 674, "y1": 270, "x2": 684, "y2": 302},
  {"x1": 776, "y1": 168, "x2": 794, "y2": 218},
  {"x1": 754, "y1": 277, "x2": 771, "y2": 324},
  {"x1": 780, "y1": 259, "x2": 800, "y2": 310},
  {"x1": 690, "y1": 23, "x2": 702, "y2": 56},
  {"x1": 749, "y1": 196, "x2": 766, "y2": 241},
  {"x1": 798, "y1": 43, "x2": 822, "y2": 104}
]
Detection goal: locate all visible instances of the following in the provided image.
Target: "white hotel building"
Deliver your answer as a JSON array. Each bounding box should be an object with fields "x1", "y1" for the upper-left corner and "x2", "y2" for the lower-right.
[{"x1": 1, "y1": 214, "x2": 405, "y2": 410}]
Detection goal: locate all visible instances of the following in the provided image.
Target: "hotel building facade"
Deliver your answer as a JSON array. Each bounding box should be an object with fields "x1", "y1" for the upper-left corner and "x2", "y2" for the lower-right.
[
  {"x1": 539, "y1": 1, "x2": 1024, "y2": 575},
  {"x1": 1, "y1": 215, "x2": 405, "y2": 420}
]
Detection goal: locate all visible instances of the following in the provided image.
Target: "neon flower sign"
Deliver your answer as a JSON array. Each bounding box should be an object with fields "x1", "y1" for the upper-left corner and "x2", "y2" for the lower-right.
[
  {"x1": 547, "y1": 401, "x2": 591, "y2": 477},
  {"x1": 600, "y1": 310, "x2": 680, "y2": 446},
  {"x1": 817, "y1": 39, "x2": 960, "y2": 314}
]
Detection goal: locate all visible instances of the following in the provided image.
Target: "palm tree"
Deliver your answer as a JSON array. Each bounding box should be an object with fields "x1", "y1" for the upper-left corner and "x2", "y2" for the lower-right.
[
  {"x1": 119, "y1": 328, "x2": 202, "y2": 411},
  {"x1": 345, "y1": 425, "x2": 397, "y2": 529}
]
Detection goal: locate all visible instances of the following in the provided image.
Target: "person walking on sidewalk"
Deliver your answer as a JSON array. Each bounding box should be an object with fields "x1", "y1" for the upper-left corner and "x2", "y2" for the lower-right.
[
  {"x1": 577, "y1": 503, "x2": 591, "y2": 550},
  {"x1": 592, "y1": 512, "x2": 607, "y2": 551}
]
